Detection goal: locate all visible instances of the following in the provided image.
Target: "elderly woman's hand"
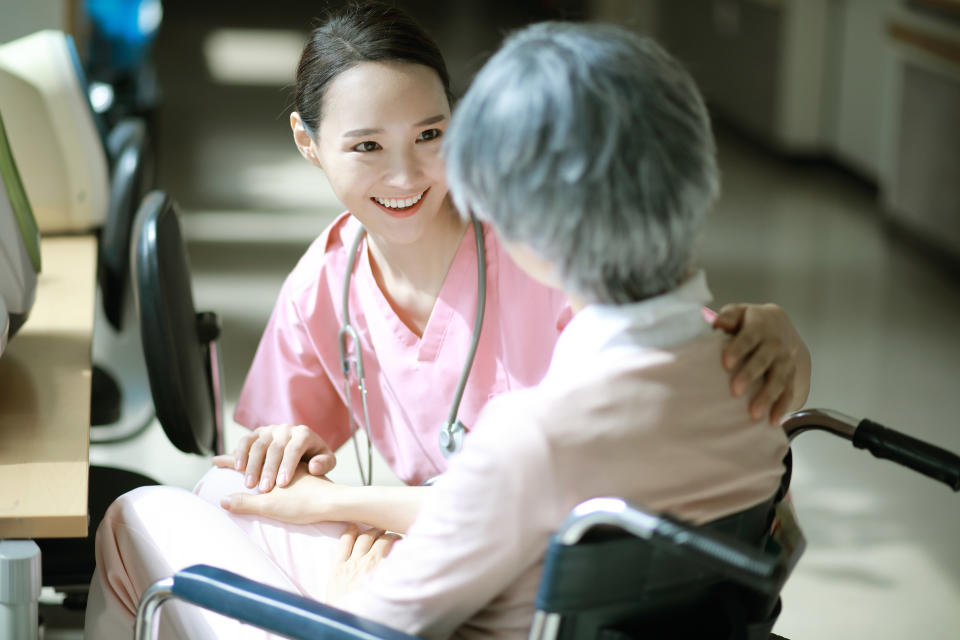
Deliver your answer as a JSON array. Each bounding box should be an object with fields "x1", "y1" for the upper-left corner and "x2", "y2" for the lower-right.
[
  {"x1": 218, "y1": 464, "x2": 345, "y2": 525},
  {"x1": 712, "y1": 303, "x2": 811, "y2": 425},
  {"x1": 326, "y1": 525, "x2": 401, "y2": 603}
]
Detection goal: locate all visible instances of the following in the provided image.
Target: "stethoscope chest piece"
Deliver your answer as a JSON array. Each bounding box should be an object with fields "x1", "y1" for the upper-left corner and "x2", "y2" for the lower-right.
[{"x1": 439, "y1": 420, "x2": 466, "y2": 458}]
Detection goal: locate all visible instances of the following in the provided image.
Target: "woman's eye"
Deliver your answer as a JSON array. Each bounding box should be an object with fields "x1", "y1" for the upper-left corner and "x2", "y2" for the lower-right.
[
  {"x1": 417, "y1": 128, "x2": 442, "y2": 142},
  {"x1": 352, "y1": 141, "x2": 381, "y2": 152}
]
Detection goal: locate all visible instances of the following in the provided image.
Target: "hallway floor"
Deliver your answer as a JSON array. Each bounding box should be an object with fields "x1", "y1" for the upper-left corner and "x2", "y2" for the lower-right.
[{"x1": 49, "y1": 3, "x2": 960, "y2": 638}]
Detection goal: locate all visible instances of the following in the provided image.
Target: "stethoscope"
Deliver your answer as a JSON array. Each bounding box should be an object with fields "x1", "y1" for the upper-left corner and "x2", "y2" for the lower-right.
[{"x1": 338, "y1": 217, "x2": 486, "y2": 485}]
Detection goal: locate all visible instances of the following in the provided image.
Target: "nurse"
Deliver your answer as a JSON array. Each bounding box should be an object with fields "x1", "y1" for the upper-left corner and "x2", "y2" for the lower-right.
[{"x1": 215, "y1": 1, "x2": 811, "y2": 493}]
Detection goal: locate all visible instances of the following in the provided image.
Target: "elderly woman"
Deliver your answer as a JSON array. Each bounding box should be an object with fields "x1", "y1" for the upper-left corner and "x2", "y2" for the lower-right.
[
  {"x1": 85, "y1": 22, "x2": 794, "y2": 640},
  {"x1": 328, "y1": 21, "x2": 794, "y2": 637}
]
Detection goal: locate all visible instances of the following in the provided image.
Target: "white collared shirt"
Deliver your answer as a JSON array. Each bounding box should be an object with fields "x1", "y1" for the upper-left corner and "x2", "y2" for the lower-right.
[
  {"x1": 544, "y1": 270, "x2": 713, "y2": 387},
  {"x1": 340, "y1": 269, "x2": 788, "y2": 640}
]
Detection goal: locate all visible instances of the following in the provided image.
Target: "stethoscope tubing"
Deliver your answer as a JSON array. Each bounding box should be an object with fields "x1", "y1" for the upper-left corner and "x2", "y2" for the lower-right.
[{"x1": 338, "y1": 217, "x2": 486, "y2": 485}]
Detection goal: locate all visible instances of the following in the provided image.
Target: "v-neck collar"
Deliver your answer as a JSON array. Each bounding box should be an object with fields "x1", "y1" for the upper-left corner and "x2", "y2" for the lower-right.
[{"x1": 356, "y1": 223, "x2": 480, "y2": 363}]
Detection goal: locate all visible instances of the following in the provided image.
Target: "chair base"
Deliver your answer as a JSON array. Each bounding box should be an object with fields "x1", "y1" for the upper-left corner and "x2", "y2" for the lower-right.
[{"x1": 90, "y1": 285, "x2": 155, "y2": 443}]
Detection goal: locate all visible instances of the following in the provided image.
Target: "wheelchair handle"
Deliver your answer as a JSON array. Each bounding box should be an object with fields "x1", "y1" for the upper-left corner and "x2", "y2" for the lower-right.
[
  {"x1": 853, "y1": 419, "x2": 960, "y2": 491},
  {"x1": 782, "y1": 409, "x2": 960, "y2": 491}
]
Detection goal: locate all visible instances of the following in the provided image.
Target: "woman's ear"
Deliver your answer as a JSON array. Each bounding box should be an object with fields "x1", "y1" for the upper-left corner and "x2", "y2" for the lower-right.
[{"x1": 291, "y1": 112, "x2": 322, "y2": 168}]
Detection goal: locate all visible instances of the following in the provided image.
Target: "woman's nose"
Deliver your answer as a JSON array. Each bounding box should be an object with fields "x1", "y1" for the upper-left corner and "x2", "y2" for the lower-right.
[{"x1": 383, "y1": 148, "x2": 423, "y2": 188}]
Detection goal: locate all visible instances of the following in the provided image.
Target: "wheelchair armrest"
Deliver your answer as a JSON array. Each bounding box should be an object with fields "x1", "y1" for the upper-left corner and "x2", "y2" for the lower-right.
[
  {"x1": 557, "y1": 498, "x2": 790, "y2": 596},
  {"x1": 136, "y1": 564, "x2": 422, "y2": 640}
]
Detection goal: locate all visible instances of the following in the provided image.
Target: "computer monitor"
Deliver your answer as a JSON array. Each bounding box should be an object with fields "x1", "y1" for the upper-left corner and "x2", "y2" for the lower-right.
[
  {"x1": 0, "y1": 107, "x2": 41, "y2": 342},
  {"x1": 0, "y1": 30, "x2": 109, "y2": 233}
]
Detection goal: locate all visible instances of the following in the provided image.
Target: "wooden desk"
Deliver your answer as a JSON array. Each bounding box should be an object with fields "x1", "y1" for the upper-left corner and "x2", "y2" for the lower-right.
[{"x1": 0, "y1": 235, "x2": 95, "y2": 538}]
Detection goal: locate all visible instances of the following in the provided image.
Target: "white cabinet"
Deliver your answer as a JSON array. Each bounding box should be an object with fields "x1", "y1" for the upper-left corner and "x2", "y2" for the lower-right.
[
  {"x1": 653, "y1": 0, "x2": 899, "y2": 181},
  {"x1": 657, "y1": 0, "x2": 831, "y2": 153},
  {"x1": 823, "y1": 0, "x2": 901, "y2": 181},
  {"x1": 883, "y1": 4, "x2": 960, "y2": 258}
]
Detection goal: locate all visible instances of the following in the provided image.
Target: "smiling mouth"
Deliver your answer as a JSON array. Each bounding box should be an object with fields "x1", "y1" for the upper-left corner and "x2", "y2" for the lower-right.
[{"x1": 370, "y1": 188, "x2": 429, "y2": 216}]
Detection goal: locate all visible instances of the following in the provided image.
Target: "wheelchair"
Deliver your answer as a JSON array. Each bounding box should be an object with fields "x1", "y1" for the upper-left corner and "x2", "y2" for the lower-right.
[{"x1": 134, "y1": 409, "x2": 960, "y2": 640}]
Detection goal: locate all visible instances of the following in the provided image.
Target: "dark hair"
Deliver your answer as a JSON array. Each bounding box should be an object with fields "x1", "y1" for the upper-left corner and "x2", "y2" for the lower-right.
[{"x1": 295, "y1": 2, "x2": 453, "y2": 137}]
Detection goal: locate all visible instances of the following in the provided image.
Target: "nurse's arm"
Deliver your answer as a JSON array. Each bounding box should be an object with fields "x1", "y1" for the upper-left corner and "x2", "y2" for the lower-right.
[{"x1": 220, "y1": 465, "x2": 429, "y2": 534}]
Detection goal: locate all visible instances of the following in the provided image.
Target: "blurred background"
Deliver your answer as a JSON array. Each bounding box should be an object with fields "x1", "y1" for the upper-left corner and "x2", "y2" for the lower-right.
[{"x1": 2, "y1": 0, "x2": 958, "y2": 638}]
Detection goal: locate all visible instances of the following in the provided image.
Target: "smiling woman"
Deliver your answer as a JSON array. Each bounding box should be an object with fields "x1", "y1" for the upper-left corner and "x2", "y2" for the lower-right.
[{"x1": 291, "y1": 59, "x2": 459, "y2": 249}]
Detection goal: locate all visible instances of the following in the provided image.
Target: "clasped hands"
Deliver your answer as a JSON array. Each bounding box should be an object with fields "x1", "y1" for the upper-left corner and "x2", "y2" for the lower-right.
[{"x1": 211, "y1": 455, "x2": 400, "y2": 602}]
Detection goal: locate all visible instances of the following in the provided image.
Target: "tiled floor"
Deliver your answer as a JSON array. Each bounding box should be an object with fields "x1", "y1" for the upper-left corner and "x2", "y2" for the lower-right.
[{"x1": 44, "y1": 2, "x2": 960, "y2": 638}]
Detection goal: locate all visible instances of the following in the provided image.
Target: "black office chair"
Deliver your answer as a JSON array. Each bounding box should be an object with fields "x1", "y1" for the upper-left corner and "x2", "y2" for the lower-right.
[
  {"x1": 90, "y1": 117, "x2": 157, "y2": 440},
  {"x1": 39, "y1": 189, "x2": 222, "y2": 605},
  {"x1": 100, "y1": 117, "x2": 155, "y2": 330},
  {"x1": 133, "y1": 189, "x2": 222, "y2": 455},
  {"x1": 134, "y1": 410, "x2": 960, "y2": 640}
]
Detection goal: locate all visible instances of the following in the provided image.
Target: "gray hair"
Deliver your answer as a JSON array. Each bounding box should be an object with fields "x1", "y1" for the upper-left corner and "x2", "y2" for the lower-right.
[{"x1": 444, "y1": 22, "x2": 719, "y2": 304}]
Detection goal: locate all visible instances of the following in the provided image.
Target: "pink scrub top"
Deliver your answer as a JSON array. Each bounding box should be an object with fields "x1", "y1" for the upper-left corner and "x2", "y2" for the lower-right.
[{"x1": 234, "y1": 212, "x2": 570, "y2": 485}]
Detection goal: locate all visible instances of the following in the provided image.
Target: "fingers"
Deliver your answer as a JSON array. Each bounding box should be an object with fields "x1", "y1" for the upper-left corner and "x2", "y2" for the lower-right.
[
  {"x1": 257, "y1": 438, "x2": 287, "y2": 492},
  {"x1": 244, "y1": 432, "x2": 271, "y2": 489},
  {"x1": 370, "y1": 532, "x2": 400, "y2": 560},
  {"x1": 234, "y1": 426, "x2": 335, "y2": 490},
  {"x1": 220, "y1": 491, "x2": 260, "y2": 514},
  {"x1": 732, "y1": 341, "x2": 779, "y2": 397},
  {"x1": 276, "y1": 429, "x2": 324, "y2": 487},
  {"x1": 352, "y1": 528, "x2": 382, "y2": 557},
  {"x1": 766, "y1": 371, "x2": 796, "y2": 426},
  {"x1": 712, "y1": 303, "x2": 746, "y2": 333},
  {"x1": 743, "y1": 351, "x2": 792, "y2": 421},
  {"x1": 337, "y1": 524, "x2": 360, "y2": 562},
  {"x1": 211, "y1": 454, "x2": 235, "y2": 469},
  {"x1": 307, "y1": 452, "x2": 337, "y2": 477},
  {"x1": 231, "y1": 430, "x2": 260, "y2": 473},
  {"x1": 277, "y1": 425, "x2": 337, "y2": 487},
  {"x1": 720, "y1": 325, "x2": 763, "y2": 373}
]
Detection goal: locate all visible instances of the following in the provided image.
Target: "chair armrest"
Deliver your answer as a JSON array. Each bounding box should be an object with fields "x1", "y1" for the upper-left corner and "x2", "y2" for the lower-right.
[{"x1": 138, "y1": 564, "x2": 422, "y2": 640}]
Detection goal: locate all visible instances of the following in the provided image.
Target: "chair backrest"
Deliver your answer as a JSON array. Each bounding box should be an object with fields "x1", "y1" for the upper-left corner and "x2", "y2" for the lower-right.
[
  {"x1": 531, "y1": 495, "x2": 800, "y2": 640},
  {"x1": 133, "y1": 190, "x2": 222, "y2": 455},
  {"x1": 0, "y1": 107, "x2": 40, "y2": 338},
  {"x1": 99, "y1": 117, "x2": 154, "y2": 330},
  {"x1": 0, "y1": 30, "x2": 109, "y2": 233},
  {"x1": 0, "y1": 295, "x2": 8, "y2": 356}
]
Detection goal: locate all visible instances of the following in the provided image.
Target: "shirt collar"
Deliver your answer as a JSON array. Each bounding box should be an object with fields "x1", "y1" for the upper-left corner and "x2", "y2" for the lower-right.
[{"x1": 544, "y1": 270, "x2": 713, "y2": 383}]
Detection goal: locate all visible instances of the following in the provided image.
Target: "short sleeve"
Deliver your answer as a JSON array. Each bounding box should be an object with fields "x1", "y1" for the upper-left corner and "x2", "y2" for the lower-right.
[{"x1": 233, "y1": 265, "x2": 352, "y2": 451}]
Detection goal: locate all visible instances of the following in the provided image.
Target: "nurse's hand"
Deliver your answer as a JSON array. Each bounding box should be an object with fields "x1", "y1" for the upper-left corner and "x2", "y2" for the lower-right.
[
  {"x1": 212, "y1": 424, "x2": 336, "y2": 492},
  {"x1": 326, "y1": 525, "x2": 400, "y2": 603},
  {"x1": 713, "y1": 303, "x2": 812, "y2": 425}
]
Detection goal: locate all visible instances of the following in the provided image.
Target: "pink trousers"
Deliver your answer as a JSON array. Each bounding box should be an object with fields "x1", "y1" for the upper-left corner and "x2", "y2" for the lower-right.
[{"x1": 83, "y1": 467, "x2": 351, "y2": 639}]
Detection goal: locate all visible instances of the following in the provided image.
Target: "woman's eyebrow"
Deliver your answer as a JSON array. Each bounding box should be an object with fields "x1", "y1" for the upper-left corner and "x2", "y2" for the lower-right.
[
  {"x1": 342, "y1": 115, "x2": 446, "y2": 139},
  {"x1": 343, "y1": 127, "x2": 383, "y2": 138},
  {"x1": 414, "y1": 114, "x2": 446, "y2": 127}
]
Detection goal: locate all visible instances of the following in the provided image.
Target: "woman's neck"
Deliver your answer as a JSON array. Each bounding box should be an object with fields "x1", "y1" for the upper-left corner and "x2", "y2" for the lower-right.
[{"x1": 365, "y1": 200, "x2": 470, "y2": 336}]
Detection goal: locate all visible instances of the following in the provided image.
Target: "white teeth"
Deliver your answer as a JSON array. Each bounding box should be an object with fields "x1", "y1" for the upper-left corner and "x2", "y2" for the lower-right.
[{"x1": 375, "y1": 191, "x2": 424, "y2": 209}]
